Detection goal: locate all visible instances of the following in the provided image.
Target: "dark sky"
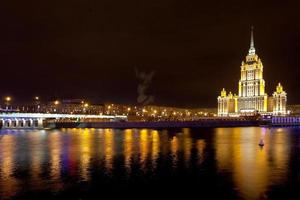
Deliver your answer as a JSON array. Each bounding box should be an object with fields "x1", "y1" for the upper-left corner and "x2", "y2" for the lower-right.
[{"x1": 1, "y1": 0, "x2": 300, "y2": 107}]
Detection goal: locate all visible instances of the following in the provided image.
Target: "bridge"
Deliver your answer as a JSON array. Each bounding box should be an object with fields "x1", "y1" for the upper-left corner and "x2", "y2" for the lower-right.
[{"x1": 0, "y1": 113, "x2": 127, "y2": 129}]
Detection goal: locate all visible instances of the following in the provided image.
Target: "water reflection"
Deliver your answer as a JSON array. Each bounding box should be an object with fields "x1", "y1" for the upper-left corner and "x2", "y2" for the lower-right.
[
  {"x1": 48, "y1": 131, "x2": 62, "y2": 181},
  {"x1": 28, "y1": 132, "x2": 44, "y2": 190},
  {"x1": 151, "y1": 130, "x2": 160, "y2": 170},
  {"x1": 0, "y1": 127, "x2": 297, "y2": 199},
  {"x1": 196, "y1": 139, "x2": 206, "y2": 165},
  {"x1": 0, "y1": 134, "x2": 17, "y2": 197},
  {"x1": 170, "y1": 135, "x2": 179, "y2": 168},
  {"x1": 103, "y1": 129, "x2": 114, "y2": 173},
  {"x1": 79, "y1": 129, "x2": 92, "y2": 180},
  {"x1": 139, "y1": 129, "x2": 149, "y2": 171},
  {"x1": 183, "y1": 128, "x2": 192, "y2": 167},
  {"x1": 215, "y1": 127, "x2": 290, "y2": 199},
  {"x1": 124, "y1": 129, "x2": 133, "y2": 173}
]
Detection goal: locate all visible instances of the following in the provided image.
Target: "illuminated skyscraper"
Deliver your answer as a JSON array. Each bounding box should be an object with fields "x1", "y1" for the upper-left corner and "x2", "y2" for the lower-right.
[
  {"x1": 217, "y1": 27, "x2": 287, "y2": 116},
  {"x1": 237, "y1": 26, "x2": 268, "y2": 113}
]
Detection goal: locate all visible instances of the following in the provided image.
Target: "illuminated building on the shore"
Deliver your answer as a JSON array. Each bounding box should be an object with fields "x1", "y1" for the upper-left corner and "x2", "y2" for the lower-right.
[
  {"x1": 217, "y1": 89, "x2": 237, "y2": 116},
  {"x1": 273, "y1": 83, "x2": 287, "y2": 115},
  {"x1": 218, "y1": 27, "x2": 287, "y2": 116}
]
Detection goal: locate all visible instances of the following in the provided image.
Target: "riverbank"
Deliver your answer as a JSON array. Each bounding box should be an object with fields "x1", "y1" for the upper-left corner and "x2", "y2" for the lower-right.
[{"x1": 53, "y1": 120, "x2": 259, "y2": 129}]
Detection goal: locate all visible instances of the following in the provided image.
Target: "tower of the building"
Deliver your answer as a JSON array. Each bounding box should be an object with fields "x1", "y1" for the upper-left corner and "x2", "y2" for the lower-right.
[{"x1": 237, "y1": 26, "x2": 267, "y2": 113}]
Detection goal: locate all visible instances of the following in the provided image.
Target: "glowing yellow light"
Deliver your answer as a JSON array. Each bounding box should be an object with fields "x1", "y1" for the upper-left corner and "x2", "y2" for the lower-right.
[
  {"x1": 35, "y1": 96, "x2": 39, "y2": 100},
  {"x1": 104, "y1": 129, "x2": 114, "y2": 171},
  {"x1": 221, "y1": 88, "x2": 226, "y2": 97},
  {"x1": 124, "y1": 129, "x2": 133, "y2": 170},
  {"x1": 151, "y1": 130, "x2": 160, "y2": 168},
  {"x1": 84, "y1": 103, "x2": 89, "y2": 107},
  {"x1": 140, "y1": 129, "x2": 149, "y2": 170},
  {"x1": 5, "y1": 96, "x2": 11, "y2": 102},
  {"x1": 276, "y1": 82, "x2": 283, "y2": 93},
  {"x1": 127, "y1": 107, "x2": 131, "y2": 111},
  {"x1": 54, "y1": 100, "x2": 59, "y2": 105}
]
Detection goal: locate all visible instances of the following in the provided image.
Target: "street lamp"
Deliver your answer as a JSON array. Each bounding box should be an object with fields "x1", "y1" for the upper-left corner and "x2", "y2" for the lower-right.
[
  {"x1": 34, "y1": 96, "x2": 40, "y2": 112},
  {"x1": 53, "y1": 100, "x2": 60, "y2": 113},
  {"x1": 4, "y1": 96, "x2": 12, "y2": 110},
  {"x1": 82, "y1": 103, "x2": 89, "y2": 114},
  {"x1": 5, "y1": 96, "x2": 11, "y2": 102}
]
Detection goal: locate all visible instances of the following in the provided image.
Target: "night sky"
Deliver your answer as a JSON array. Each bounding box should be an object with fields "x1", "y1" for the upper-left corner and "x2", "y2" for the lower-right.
[{"x1": 1, "y1": 0, "x2": 300, "y2": 107}]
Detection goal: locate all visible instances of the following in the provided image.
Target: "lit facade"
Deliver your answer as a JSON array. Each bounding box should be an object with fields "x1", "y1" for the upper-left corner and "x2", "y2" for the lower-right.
[
  {"x1": 273, "y1": 83, "x2": 287, "y2": 115},
  {"x1": 217, "y1": 89, "x2": 237, "y2": 116},
  {"x1": 217, "y1": 27, "x2": 287, "y2": 116}
]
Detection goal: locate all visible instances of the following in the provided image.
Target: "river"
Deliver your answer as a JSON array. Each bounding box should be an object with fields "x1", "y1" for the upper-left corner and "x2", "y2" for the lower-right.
[{"x1": 0, "y1": 127, "x2": 299, "y2": 199}]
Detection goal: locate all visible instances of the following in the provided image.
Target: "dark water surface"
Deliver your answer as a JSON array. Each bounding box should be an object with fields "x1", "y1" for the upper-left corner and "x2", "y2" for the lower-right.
[{"x1": 0, "y1": 127, "x2": 300, "y2": 199}]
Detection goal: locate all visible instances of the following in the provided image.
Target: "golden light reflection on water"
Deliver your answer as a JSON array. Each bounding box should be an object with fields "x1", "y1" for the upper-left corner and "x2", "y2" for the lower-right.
[
  {"x1": 215, "y1": 127, "x2": 290, "y2": 199},
  {"x1": 0, "y1": 127, "x2": 294, "y2": 199},
  {"x1": 139, "y1": 129, "x2": 149, "y2": 171},
  {"x1": 151, "y1": 130, "x2": 160, "y2": 169},
  {"x1": 103, "y1": 129, "x2": 114, "y2": 173},
  {"x1": 28, "y1": 132, "x2": 43, "y2": 189},
  {"x1": 0, "y1": 134, "x2": 17, "y2": 197},
  {"x1": 48, "y1": 131, "x2": 62, "y2": 181},
  {"x1": 79, "y1": 129, "x2": 92, "y2": 180},
  {"x1": 124, "y1": 129, "x2": 133, "y2": 173},
  {"x1": 170, "y1": 135, "x2": 179, "y2": 168},
  {"x1": 196, "y1": 139, "x2": 206, "y2": 165}
]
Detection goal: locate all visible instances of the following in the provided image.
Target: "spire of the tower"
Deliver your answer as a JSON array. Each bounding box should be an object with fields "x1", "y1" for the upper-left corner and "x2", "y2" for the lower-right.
[
  {"x1": 248, "y1": 26, "x2": 256, "y2": 55},
  {"x1": 250, "y1": 26, "x2": 254, "y2": 47}
]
